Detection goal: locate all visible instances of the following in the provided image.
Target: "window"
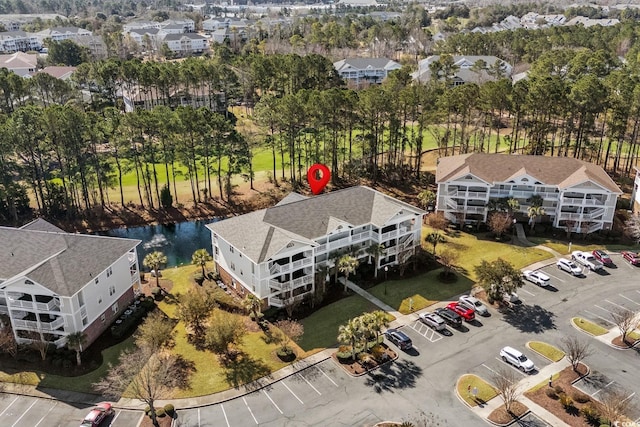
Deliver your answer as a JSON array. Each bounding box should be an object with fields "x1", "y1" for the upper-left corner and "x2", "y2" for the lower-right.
[
  {"x1": 82, "y1": 316, "x2": 88, "y2": 326},
  {"x1": 240, "y1": 270, "x2": 243, "y2": 276},
  {"x1": 231, "y1": 262, "x2": 235, "y2": 271},
  {"x1": 112, "y1": 302, "x2": 119, "y2": 314},
  {"x1": 106, "y1": 267, "x2": 113, "y2": 277},
  {"x1": 230, "y1": 246, "x2": 234, "y2": 253},
  {"x1": 77, "y1": 292, "x2": 84, "y2": 307},
  {"x1": 109, "y1": 285, "x2": 116, "y2": 296},
  {"x1": 94, "y1": 277, "x2": 99, "y2": 285},
  {"x1": 97, "y1": 296, "x2": 102, "y2": 304},
  {"x1": 215, "y1": 246, "x2": 219, "y2": 256},
  {"x1": 100, "y1": 314, "x2": 106, "y2": 323}
]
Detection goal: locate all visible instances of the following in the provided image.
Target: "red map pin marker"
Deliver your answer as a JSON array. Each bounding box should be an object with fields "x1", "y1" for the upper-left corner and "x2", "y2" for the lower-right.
[{"x1": 307, "y1": 163, "x2": 331, "y2": 195}]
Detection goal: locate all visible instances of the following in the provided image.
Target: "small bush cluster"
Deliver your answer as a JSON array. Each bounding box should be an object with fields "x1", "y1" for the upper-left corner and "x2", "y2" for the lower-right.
[
  {"x1": 163, "y1": 404, "x2": 175, "y2": 417},
  {"x1": 151, "y1": 287, "x2": 162, "y2": 300},
  {"x1": 110, "y1": 296, "x2": 154, "y2": 339},
  {"x1": 572, "y1": 391, "x2": 591, "y2": 404},
  {"x1": 558, "y1": 393, "x2": 574, "y2": 409},
  {"x1": 580, "y1": 403, "x2": 600, "y2": 424},
  {"x1": 545, "y1": 387, "x2": 558, "y2": 399}
]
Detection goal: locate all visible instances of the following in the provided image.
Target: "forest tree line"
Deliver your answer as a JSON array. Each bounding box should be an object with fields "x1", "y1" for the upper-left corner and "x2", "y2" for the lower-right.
[{"x1": 3, "y1": 23, "x2": 640, "y2": 224}]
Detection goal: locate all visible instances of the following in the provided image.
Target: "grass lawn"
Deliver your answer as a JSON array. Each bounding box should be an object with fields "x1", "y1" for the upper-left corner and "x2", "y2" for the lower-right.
[
  {"x1": 157, "y1": 265, "x2": 202, "y2": 318},
  {"x1": 572, "y1": 317, "x2": 609, "y2": 336},
  {"x1": 528, "y1": 341, "x2": 565, "y2": 362},
  {"x1": 457, "y1": 374, "x2": 498, "y2": 407},
  {"x1": 35, "y1": 335, "x2": 136, "y2": 393},
  {"x1": 368, "y1": 268, "x2": 475, "y2": 312},
  {"x1": 167, "y1": 320, "x2": 289, "y2": 398},
  {"x1": 298, "y1": 294, "x2": 386, "y2": 352},
  {"x1": 527, "y1": 237, "x2": 637, "y2": 255},
  {"x1": 423, "y1": 226, "x2": 553, "y2": 280}
]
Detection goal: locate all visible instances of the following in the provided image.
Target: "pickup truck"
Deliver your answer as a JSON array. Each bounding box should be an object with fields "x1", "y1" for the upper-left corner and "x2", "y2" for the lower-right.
[{"x1": 571, "y1": 251, "x2": 603, "y2": 271}]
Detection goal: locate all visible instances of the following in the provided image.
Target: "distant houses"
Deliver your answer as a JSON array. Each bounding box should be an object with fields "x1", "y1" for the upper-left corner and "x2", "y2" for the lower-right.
[
  {"x1": 333, "y1": 58, "x2": 402, "y2": 88},
  {"x1": 412, "y1": 55, "x2": 513, "y2": 85}
]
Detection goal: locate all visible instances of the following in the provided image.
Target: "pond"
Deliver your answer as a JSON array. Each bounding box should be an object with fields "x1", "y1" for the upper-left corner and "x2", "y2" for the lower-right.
[{"x1": 102, "y1": 218, "x2": 219, "y2": 268}]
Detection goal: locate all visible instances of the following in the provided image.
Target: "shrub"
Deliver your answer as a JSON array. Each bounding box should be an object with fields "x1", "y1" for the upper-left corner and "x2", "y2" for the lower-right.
[
  {"x1": 545, "y1": 388, "x2": 558, "y2": 399},
  {"x1": 336, "y1": 348, "x2": 353, "y2": 362},
  {"x1": 554, "y1": 385, "x2": 564, "y2": 394},
  {"x1": 581, "y1": 403, "x2": 600, "y2": 424},
  {"x1": 559, "y1": 393, "x2": 573, "y2": 409},
  {"x1": 163, "y1": 404, "x2": 175, "y2": 416},
  {"x1": 156, "y1": 407, "x2": 166, "y2": 417},
  {"x1": 144, "y1": 406, "x2": 151, "y2": 415},
  {"x1": 193, "y1": 272, "x2": 205, "y2": 285},
  {"x1": 573, "y1": 391, "x2": 590, "y2": 404},
  {"x1": 151, "y1": 287, "x2": 162, "y2": 300},
  {"x1": 276, "y1": 347, "x2": 295, "y2": 362}
]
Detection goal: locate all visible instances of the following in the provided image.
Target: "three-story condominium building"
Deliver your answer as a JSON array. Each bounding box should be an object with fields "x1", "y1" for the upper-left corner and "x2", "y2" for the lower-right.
[
  {"x1": 206, "y1": 186, "x2": 424, "y2": 308},
  {"x1": 436, "y1": 153, "x2": 622, "y2": 234},
  {"x1": 0, "y1": 219, "x2": 141, "y2": 348}
]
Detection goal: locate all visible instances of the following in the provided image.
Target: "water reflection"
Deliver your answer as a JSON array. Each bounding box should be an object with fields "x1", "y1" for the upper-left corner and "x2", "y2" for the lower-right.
[{"x1": 101, "y1": 219, "x2": 219, "y2": 268}]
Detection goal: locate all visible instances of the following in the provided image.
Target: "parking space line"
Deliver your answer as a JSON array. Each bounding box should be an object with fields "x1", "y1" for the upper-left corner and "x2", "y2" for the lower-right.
[
  {"x1": 262, "y1": 389, "x2": 283, "y2": 414},
  {"x1": 545, "y1": 272, "x2": 565, "y2": 282},
  {"x1": 409, "y1": 321, "x2": 443, "y2": 343},
  {"x1": 242, "y1": 396, "x2": 258, "y2": 425},
  {"x1": 298, "y1": 373, "x2": 321, "y2": 395},
  {"x1": 198, "y1": 408, "x2": 201, "y2": 427},
  {"x1": 591, "y1": 380, "x2": 615, "y2": 397},
  {"x1": 34, "y1": 402, "x2": 57, "y2": 427},
  {"x1": 318, "y1": 367, "x2": 339, "y2": 387},
  {"x1": 619, "y1": 294, "x2": 640, "y2": 306},
  {"x1": 605, "y1": 299, "x2": 632, "y2": 311},
  {"x1": 482, "y1": 363, "x2": 499, "y2": 376},
  {"x1": 11, "y1": 400, "x2": 37, "y2": 427},
  {"x1": 220, "y1": 404, "x2": 230, "y2": 427},
  {"x1": 108, "y1": 410, "x2": 121, "y2": 426},
  {"x1": 521, "y1": 288, "x2": 536, "y2": 296},
  {"x1": 282, "y1": 382, "x2": 304, "y2": 404},
  {"x1": 0, "y1": 396, "x2": 19, "y2": 417},
  {"x1": 622, "y1": 392, "x2": 636, "y2": 403},
  {"x1": 594, "y1": 304, "x2": 615, "y2": 315},
  {"x1": 583, "y1": 310, "x2": 616, "y2": 325},
  {"x1": 494, "y1": 357, "x2": 527, "y2": 376}
]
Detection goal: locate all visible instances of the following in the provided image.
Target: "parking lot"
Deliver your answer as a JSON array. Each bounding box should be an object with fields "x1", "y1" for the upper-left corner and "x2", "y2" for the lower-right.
[
  {"x1": 176, "y1": 359, "x2": 349, "y2": 426},
  {"x1": 0, "y1": 394, "x2": 141, "y2": 427}
]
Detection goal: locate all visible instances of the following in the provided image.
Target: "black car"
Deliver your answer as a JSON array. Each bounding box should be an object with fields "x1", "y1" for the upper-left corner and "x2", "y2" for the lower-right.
[
  {"x1": 384, "y1": 328, "x2": 413, "y2": 350},
  {"x1": 435, "y1": 307, "x2": 463, "y2": 328}
]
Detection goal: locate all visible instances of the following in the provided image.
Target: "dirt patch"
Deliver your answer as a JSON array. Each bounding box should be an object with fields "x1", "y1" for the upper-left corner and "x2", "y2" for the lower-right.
[
  {"x1": 487, "y1": 401, "x2": 529, "y2": 425},
  {"x1": 611, "y1": 335, "x2": 640, "y2": 348},
  {"x1": 332, "y1": 345, "x2": 397, "y2": 377},
  {"x1": 525, "y1": 364, "x2": 601, "y2": 427}
]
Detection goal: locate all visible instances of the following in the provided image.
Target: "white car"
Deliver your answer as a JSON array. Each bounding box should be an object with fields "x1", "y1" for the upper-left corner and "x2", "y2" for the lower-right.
[
  {"x1": 500, "y1": 346, "x2": 535, "y2": 372},
  {"x1": 418, "y1": 312, "x2": 446, "y2": 331},
  {"x1": 522, "y1": 270, "x2": 551, "y2": 287},
  {"x1": 458, "y1": 295, "x2": 488, "y2": 316},
  {"x1": 556, "y1": 258, "x2": 582, "y2": 276}
]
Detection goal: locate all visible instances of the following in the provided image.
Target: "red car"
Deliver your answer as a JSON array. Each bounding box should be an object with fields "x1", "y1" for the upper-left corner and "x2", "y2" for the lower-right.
[
  {"x1": 621, "y1": 251, "x2": 640, "y2": 266},
  {"x1": 447, "y1": 302, "x2": 475, "y2": 322},
  {"x1": 592, "y1": 249, "x2": 614, "y2": 266},
  {"x1": 80, "y1": 402, "x2": 114, "y2": 427}
]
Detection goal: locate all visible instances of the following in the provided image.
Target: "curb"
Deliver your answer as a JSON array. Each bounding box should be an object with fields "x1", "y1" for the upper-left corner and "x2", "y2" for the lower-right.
[{"x1": 525, "y1": 341, "x2": 566, "y2": 363}]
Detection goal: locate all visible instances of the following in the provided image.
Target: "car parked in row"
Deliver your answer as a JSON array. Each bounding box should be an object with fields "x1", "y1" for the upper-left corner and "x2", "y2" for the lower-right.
[
  {"x1": 621, "y1": 251, "x2": 640, "y2": 266},
  {"x1": 447, "y1": 302, "x2": 475, "y2": 322},
  {"x1": 500, "y1": 346, "x2": 535, "y2": 373},
  {"x1": 434, "y1": 307, "x2": 462, "y2": 328},
  {"x1": 384, "y1": 328, "x2": 413, "y2": 350},
  {"x1": 418, "y1": 312, "x2": 446, "y2": 331},
  {"x1": 458, "y1": 295, "x2": 488, "y2": 316},
  {"x1": 592, "y1": 249, "x2": 614, "y2": 267},
  {"x1": 556, "y1": 258, "x2": 582, "y2": 276},
  {"x1": 572, "y1": 250, "x2": 604, "y2": 271},
  {"x1": 522, "y1": 270, "x2": 551, "y2": 287},
  {"x1": 80, "y1": 402, "x2": 114, "y2": 427}
]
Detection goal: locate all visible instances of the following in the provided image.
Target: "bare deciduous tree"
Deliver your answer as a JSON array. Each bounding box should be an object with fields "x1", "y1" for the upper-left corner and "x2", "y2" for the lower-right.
[
  {"x1": 491, "y1": 367, "x2": 522, "y2": 413},
  {"x1": 0, "y1": 326, "x2": 18, "y2": 358},
  {"x1": 610, "y1": 307, "x2": 638, "y2": 344},
  {"x1": 438, "y1": 249, "x2": 458, "y2": 276},
  {"x1": 599, "y1": 386, "x2": 637, "y2": 425},
  {"x1": 94, "y1": 346, "x2": 190, "y2": 427},
  {"x1": 487, "y1": 211, "x2": 513, "y2": 240},
  {"x1": 624, "y1": 215, "x2": 640, "y2": 243},
  {"x1": 135, "y1": 310, "x2": 175, "y2": 351},
  {"x1": 273, "y1": 319, "x2": 304, "y2": 354},
  {"x1": 426, "y1": 212, "x2": 449, "y2": 231},
  {"x1": 560, "y1": 336, "x2": 593, "y2": 371},
  {"x1": 26, "y1": 331, "x2": 49, "y2": 361},
  {"x1": 178, "y1": 287, "x2": 218, "y2": 342}
]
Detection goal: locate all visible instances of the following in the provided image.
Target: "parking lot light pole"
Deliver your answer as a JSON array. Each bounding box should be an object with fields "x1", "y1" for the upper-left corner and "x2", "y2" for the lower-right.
[{"x1": 384, "y1": 266, "x2": 388, "y2": 280}]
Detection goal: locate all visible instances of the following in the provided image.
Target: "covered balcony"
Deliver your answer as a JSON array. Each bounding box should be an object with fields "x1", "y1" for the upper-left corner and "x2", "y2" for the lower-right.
[
  {"x1": 12, "y1": 311, "x2": 65, "y2": 331},
  {"x1": 6, "y1": 292, "x2": 60, "y2": 312}
]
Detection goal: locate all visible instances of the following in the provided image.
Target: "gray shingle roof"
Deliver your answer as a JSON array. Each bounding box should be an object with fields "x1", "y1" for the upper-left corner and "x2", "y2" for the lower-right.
[
  {"x1": 207, "y1": 186, "x2": 425, "y2": 263},
  {"x1": 0, "y1": 227, "x2": 140, "y2": 296},
  {"x1": 334, "y1": 58, "x2": 400, "y2": 72},
  {"x1": 436, "y1": 153, "x2": 622, "y2": 193},
  {"x1": 20, "y1": 218, "x2": 64, "y2": 232}
]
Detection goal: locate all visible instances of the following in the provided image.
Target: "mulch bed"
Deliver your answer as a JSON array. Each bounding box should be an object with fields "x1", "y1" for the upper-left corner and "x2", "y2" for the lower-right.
[
  {"x1": 525, "y1": 363, "x2": 599, "y2": 427},
  {"x1": 332, "y1": 346, "x2": 398, "y2": 376},
  {"x1": 611, "y1": 335, "x2": 640, "y2": 348},
  {"x1": 488, "y1": 401, "x2": 529, "y2": 425},
  {"x1": 139, "y1": 413, "x2": 174, "y2": 427}
]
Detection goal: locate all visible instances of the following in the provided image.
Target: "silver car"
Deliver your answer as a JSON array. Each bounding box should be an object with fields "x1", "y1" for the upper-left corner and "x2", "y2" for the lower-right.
[
  {"x1": 556, "y1": 258, "x2": 582, "y2": 276},
  {"x1": 458, "y1": 295, "x2": 488, "y2": 316},
  {"x1": 500, "y1": 346, "x2": 535, "y2": 372},
  {"x1": 418, "y1": 312, "x2": 446, "y2": 331}
]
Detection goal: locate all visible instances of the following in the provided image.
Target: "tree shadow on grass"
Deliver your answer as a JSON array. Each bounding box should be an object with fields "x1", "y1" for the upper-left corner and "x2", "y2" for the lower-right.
[
  {"x1": 363, "y1": 358, "x2": 422, "y2": 393},
  {"x1": 222, "y1": 351, "x2": 271, "y2": 389},
  {"x1": 501, "y1": 304, "x2": 556, "y2": 333}
]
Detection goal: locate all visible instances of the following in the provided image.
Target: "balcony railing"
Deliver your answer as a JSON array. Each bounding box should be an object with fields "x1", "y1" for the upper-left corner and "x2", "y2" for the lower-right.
[
  {"x1": 269, "y1": 258, "x2": 312, "y2": 275},
  {"x1": 465, "y1": 206, "x2": 486, "y2": 214},
  {"x1": 268, "y1": 293, "x2": 308, "y2": 308},
  {"x1": 315, "y1": 243, "x2": 327, "y2": 253},
  {"x1": 128, "y1": 253, "x2": 137, "y2": 265},
  {"x1": 562, "y1": 197, "x2": 604, "y2": 206},
  {"x1": 13, "y1": 316, "x2": 64, "y2": 331},
  {"x1": 7, "y1": 297, "x2": 60, "y2": 312},
  {"x1": 558, "y1": 212, "x2": 581, "y2": 220},
  {"x1": 584, "y1": 208, "x2": 605, "y2": 219},
  {"x1": 41, "y1": 317, "x2": 65, "y2": 330},
  {"x1": 269, "y1": 275, "x2": 312, "y2": 291}
]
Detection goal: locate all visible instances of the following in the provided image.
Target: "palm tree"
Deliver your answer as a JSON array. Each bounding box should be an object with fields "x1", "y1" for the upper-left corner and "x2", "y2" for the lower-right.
[
  {"x1": 506, "y1": 197, "x2": 520, "y2": 214},
  {"x1": 527, "y1": 194, "x2": 543, "y2": 208},
  {"x1": 426, "y1": 231, "x2": 446, "y2": 255},
  {"x1": 362, "y1": 311, "x2": 389, "y2": 344},
  {"x1": 243, "y1": 293, "x2": 262, "y2": 320},
  {"x1": 337, "y1": 254, "x2": 359, "y2": 293},
  {"x1": 143, "y1": 251, "x2": 168, "y2": 288},
  {"x1": 527, "y1": 206, "x2": 545, "y2": 232},
  {"x1": 66, "y1": 331, "x2": 86, "y2": 366},
  {"x1": 366, "y1": 243, "x2": 386, "y2": 278},
  {"x1": 417, "y1": 189, "x2": 436, "y2": 215},
  {"x1": 191, "y1": 248, "x2": 212, "y2": 277},
  {"x1": 338, "y1": 317, "x2": 363, "y2": 361}
]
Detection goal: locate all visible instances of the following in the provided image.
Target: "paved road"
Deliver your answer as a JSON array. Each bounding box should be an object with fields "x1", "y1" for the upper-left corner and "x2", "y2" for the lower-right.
[{"x1": 3, "y1": 252, "x2": 640, "y2": 426}]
